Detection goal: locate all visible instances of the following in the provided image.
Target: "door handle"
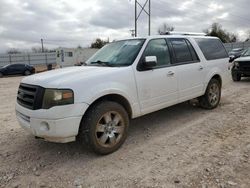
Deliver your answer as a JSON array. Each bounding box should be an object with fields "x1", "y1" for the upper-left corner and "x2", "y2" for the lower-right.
[
  {"x1": 167, "y1": 71, "x2": 175, "y2": 76},
  {"x1": 199, "y1": 66, "x2": 204, "y2": 70}
]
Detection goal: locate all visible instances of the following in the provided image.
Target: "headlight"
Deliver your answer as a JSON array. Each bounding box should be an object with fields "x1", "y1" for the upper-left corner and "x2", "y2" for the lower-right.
[
  {"x1": 42, "y1": 89, "x2": 74, "y2": 109},
  {"x1": 234, "y1": 62, "x2": 239, "y2": 67}
]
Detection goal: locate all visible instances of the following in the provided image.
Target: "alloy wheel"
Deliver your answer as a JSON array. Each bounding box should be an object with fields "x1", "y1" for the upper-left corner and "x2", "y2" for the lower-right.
[
  {"x1": 208, "y1": 83, "x2": 220, "y2": 106},
  {"x1": 95, "y1": 111, "x2": 125, "y2": 148}
]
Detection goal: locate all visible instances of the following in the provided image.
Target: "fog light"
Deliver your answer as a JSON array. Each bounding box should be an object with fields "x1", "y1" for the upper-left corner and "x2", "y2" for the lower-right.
[{"x1": 40, "y1": 122, "x2": 50, "y2": 131}]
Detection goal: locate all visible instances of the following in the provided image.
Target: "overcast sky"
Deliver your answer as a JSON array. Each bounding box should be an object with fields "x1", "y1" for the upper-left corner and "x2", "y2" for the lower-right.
[{"x1": 0, "y1": 0, "x2": 249, "y2": 53}]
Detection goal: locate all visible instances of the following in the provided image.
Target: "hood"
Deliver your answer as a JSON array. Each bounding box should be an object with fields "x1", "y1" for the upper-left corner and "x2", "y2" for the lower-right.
[
  {"x1": 235, "y1": 56, "x2": 250, "y2": 62},
  {"x1": 21, "y1": 66, "x2": 121, "y2": 88}
]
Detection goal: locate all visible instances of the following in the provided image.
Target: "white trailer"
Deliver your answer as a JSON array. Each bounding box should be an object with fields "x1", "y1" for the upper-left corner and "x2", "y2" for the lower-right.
[{"x1": 56, "y1": 47, "x2": 98, "y2": 67}]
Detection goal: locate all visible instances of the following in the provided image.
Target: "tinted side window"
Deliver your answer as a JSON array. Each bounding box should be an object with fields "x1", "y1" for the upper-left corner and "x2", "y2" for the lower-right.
[
  {"x1": 195, "y1": 38, "x2": 228, "y2": 60},
  {"x1": 170, "y1": 39, "x2": 193, "y2": 63},
  {"x1": 143, "y1": 39, "x2": 171, "y2": 67},
  {"x1": 15, "y1": 64, "x2": 25, "y2": 69},
  {"x1": 7, "y1": 64, "x2": 15, "y2": 69},
  {"x1": 186, "y1": 40, "x2": 199, "y2": 61}
]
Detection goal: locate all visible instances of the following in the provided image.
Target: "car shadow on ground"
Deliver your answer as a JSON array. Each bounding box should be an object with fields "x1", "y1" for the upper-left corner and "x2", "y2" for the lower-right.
[{"x1": 1, "y1": 75, "x2": 25, "y2": 78}]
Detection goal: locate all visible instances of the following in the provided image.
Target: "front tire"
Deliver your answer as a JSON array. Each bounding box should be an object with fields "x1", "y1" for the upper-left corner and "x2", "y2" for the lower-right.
[
  {"x1": 79, "y1": 101, "x2": 129, "y2": 155},
  {"x1": 199, "y1": 79, "x2": 221, "y2": 109},
  {"x1": 232, "y1": 73, "x2": 241, "y2": 82}
]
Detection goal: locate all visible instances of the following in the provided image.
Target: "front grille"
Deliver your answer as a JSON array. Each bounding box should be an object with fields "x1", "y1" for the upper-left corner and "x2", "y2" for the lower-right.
[
  {"x1": 239, "y1": 61, "x2": 250, "y2": 71},
  {"x1": 17, "y1": 83, "x2": 44, "y2": 110}
]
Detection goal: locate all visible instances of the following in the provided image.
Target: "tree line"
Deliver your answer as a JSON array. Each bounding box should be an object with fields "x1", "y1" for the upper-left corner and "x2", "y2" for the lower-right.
[
  {"x1": 90, "y1": 22, "x2": 250, "y2": 49},
  {"x1": 158, "y1": 22, "x2": 250, "y2": 43}
]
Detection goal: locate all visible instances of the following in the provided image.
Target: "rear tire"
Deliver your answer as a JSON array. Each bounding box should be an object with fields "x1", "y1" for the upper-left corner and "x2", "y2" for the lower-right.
[
  {"x1": 24, "y1": 70, "x2": 31, "y2": 76},
  {"x1": 232, "y1": 73, "x2": 241, "y2": 82},
  {"x1": 79, "y1": 101, "x2": 129, "y2": 155},
  {"x1": 199, "y1": 78, "x2": 221, "y2": 109},
  {"x1": 0, "y1": 72, "x2": 3, "y2": 78}
]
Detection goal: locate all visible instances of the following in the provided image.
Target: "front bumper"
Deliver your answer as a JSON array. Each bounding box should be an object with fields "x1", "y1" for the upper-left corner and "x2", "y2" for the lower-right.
[
  {"x1": 232, "y1": 69, "x2": 250, "y2": 76},
  {"x1": 16, "y1": 102, "x2": 89, "y2": 143}
]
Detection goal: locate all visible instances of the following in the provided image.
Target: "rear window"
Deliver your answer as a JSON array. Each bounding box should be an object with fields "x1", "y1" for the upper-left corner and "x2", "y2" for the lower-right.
[
  {"x1": 170, "y1": 39, "x2": 192, "y2": 63},
  {"x1": 170, "y1": 38, "x2": 199, "y2": 64},
  {"x1": 195, "y1": 38, "x2": 228, "y2": 60}
]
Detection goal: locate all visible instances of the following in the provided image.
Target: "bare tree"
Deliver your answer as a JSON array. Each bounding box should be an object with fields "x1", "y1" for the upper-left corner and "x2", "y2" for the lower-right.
[
  {"x1": 204, "y1": 23, "x2": 238, "y2": 43},
  {"x1": 31, "y1": 47, "x2": 49, "y2": 53},
  {"x1": 158, "y1": 23, "x2": 175, "y2": 35},
  {"x1": 77, "y1": 45, "x2": 83, "y2": 49},
  {"x1": 90, "y1": 38, "x2": 109, "y2": 49},
  {"x1": 31, "y1": 47, "x2": 55, "y2": 53},
  {"x1": 6, "y1": 48, "x2": 21, "y2": 54}
]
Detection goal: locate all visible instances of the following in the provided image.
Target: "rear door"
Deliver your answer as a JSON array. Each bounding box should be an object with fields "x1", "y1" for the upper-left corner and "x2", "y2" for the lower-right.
[
  {"x1": 134, "y1": 38, "x2": 178, "y2": 115},
  {"x1": 168, "y1": 38, "x2": 205, "y2": 102},
  {"x1": 6, "y1": 64, "x2": 17, "y2": 75},
  {"x1": 15, "y1": 64, "x2": 25, "y2": 74}
]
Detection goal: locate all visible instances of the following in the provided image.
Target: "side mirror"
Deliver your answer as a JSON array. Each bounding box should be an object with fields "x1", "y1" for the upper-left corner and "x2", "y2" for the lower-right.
[
  {"x1": 143, "y1": 56, "x2": 157, "y2": 69},
  {"x1": 229, "y1": 55, "x2": 235, "y2": 63}
]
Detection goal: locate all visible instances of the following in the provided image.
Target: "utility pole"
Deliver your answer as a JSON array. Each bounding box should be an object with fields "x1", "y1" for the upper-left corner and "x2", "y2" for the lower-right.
[
  {"x1": 41, "y1": 38, "x2": 44, "y2": 53},
  {"x1": 135, "y1": 0, "x2": 137, "y2": 37},
  {"x1": 134, "y1": 0, "x2": 151, "y2": 37},
  {"x1": 148, "y1": 0, "x2": 151, "y2": 36}
]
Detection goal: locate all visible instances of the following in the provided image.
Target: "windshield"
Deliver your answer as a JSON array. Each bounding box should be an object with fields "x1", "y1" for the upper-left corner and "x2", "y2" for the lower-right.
[
  {"x1": 2, "y1": 64, "x2": 10, "y2": 68},
  {"x1": 241, "y1": 48, "x2": 250, "y2": 57},
  {"x1": 86, "y1": 39, "x2": 145, "y2": 67},
  {"x1": 232, "y1": 49, "x2": 242, "y2": 52}
]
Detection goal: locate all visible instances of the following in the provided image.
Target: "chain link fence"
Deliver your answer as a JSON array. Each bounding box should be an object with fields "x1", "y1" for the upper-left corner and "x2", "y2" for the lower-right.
[
  {"x1": 0, "y1": 52, "x2": 56, "y2": 68},
  {"x1": 224, "y1": 41, "x2": 250, "y2": 52}
]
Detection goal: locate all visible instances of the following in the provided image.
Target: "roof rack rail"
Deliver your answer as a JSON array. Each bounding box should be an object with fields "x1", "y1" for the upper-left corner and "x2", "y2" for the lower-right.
[{"x1": 164, "y1": 31, "x2": 207, "y2": 36}]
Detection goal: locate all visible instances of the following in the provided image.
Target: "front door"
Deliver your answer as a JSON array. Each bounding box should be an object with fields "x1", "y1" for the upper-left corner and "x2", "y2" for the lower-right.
[{"x1": 134, "y1": 39, "x2": 178, "y2": 115}]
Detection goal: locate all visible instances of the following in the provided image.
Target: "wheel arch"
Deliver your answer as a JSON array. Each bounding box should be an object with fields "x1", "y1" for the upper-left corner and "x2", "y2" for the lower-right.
[
  {"x1": 211, "y1": 74, "x2": 222, "y2": 88},
  {"x1": 84, "y1": 93, "x2": 133, "y2": 119},
  {"x1": 203, "y1": 73, "x2": 223, "y2": 94},
  {"x1": 78, "y1": 93, "x2": 133, "y2": 138}
]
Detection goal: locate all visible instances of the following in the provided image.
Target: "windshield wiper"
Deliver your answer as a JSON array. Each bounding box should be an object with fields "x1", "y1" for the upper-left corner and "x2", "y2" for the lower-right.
[{"x1": 90, "y1": 60, "x2": 112, "y2": 67}]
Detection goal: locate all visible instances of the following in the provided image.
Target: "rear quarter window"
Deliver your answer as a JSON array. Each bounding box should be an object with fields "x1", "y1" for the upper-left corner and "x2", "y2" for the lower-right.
[
  {"x1": 170, "y1": 38, "x2": 193, "y2": 63},
  {"x1": 195, "y1": 38, "x2": 228, "y2": 60},
  {"x1": 169, "y1": 38, "x2": 199, "y2": 64}
]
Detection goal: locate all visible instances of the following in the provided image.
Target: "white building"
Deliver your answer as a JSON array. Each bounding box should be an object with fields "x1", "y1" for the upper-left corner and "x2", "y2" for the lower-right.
[{"x1": 56, "y1": 47, "x2": 98, "y2": 67}]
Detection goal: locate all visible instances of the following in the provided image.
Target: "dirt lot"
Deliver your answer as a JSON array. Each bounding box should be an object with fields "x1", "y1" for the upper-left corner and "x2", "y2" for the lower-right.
[{"x1": 0, "y1": 76, "x2": 249, "y2": 188}]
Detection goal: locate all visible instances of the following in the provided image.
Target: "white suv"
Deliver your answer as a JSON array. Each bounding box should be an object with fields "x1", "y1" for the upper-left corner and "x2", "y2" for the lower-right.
[{"x1": 16, "y1": 35, "x2": 229, "y2": 154}]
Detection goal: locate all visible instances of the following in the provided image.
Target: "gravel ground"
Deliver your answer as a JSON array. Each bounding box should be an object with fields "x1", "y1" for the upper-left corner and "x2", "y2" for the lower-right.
[{"x1": 0, "y1": 76, "x2": 249, "y2": 188}]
